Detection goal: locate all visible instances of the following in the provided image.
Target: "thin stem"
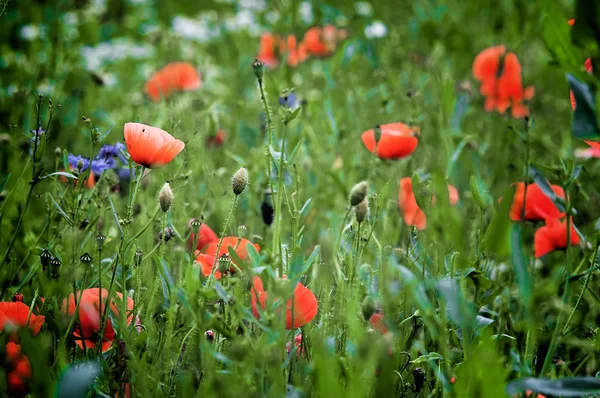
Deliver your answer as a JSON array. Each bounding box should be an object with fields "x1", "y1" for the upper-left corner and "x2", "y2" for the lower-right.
[
  {"x1": 158, "y1": 212, "x2": 167, "y2": 259},
  {"x1": 127, "y1": 166, "x2": 146, "y2": 221},
  {"x1": 332, "y1": 207, "x2": 352, "y2": 281},
  {"x1": 205, "y1": 195, "x2": 239, "y2": 287},
  {"x1": 2, "y1": 185, "x2": 34, "y2": 267},
  {"x1": 273, "y1": 122, "x2": 288, "y2": 273}
]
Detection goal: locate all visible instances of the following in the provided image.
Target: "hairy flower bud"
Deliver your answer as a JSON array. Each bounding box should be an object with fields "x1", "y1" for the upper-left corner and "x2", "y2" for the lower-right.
[
  {"x1": 355, "y1": 197, "x2": 369, "y2": 223},
  {"x1": 349, "y1": 181, "x2": 368, "y2": 206},
  {"x1": 159, "y1": 183, "x2": 174, "y2": 213},
  {"x1": 231, "y1": 167, "x2": 249, "y2": 195}
]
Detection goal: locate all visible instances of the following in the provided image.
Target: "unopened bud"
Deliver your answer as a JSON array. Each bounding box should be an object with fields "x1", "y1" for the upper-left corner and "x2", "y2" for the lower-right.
[
  {"x1": 50, "y1": 257, "x2": 61, "y2": 279},
  {"x1": 159, "y1": 183, "x2": 174, "y2": 213},
  {"x1": 238, "y1": 225, "x2": 247, "y2": 238},
  {"x1": 12, "y1": 293, "x2": 24, "y2": 302},
  {"x1": 55, "y1": 147, "x2": 62, "y2": 156},
  {"x1": 355, "y1": 198, "x2": 369, "y2": 223},
  {"x1": 218, "y1": 254, "x2": 231, "y2": 273},
  {"x1": 160, "y1": 227, "x2": 174, "y2": 242},
  {"x1": 80, "y1": 253, "x2": 93, "y2": 264},
  {"x1": 231, "y1": 167, "x2": 249, "y2": 195},
  {"x1": 361, "y1": 295, "x2": 377, "y2": 321},
  {"x1": 96, "y1": 233, "x2": 106, "y2": 249},
  {"x1": 251, "y1": 59, "x2": 265, "y2": 81},
  {"x1": 373, "y1": 125, "x2": 382, "y2": 146},
  {"x1": 76, "y1": 159, "x2": 84, "y2": 171},
  {"x1": 205, "y1": 330, "x2": 215, "y2": 342},
  {"x1": 349, "y1": 181, "x2": 368, "y2": 206}
]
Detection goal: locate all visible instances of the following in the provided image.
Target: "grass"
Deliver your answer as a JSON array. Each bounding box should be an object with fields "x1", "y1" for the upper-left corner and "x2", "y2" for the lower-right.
[{"x1": 2, "y1": 0, "x2": 600, "y2": 397}]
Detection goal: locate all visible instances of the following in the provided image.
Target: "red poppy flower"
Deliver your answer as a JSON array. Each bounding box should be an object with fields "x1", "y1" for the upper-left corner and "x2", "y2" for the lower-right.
[
  {"x1": 206, "y1": 129, "x2": 226, "y2": 148},
  {"x1": 398, "y1": 177, "x2": 459, "y2": 230},
  {"x1": 285, "y1": 34, "x2": 309, "y2": 67},
  {"x1": 509, "y1": 182, "x2": 565, "y2": 222},
  {"x1": 123, "y1": 122, "x2": 185, "y2": 168},
  {"x1": 361, "y1": 122, "x2": 420, "y2": 159},
  {"x1": 534, "y1": 218, "x2": 580, "y2": 258},
  {"x1": 257, "y1": 32, "x2": 282, "y2": 69},
  {"x1": 525, "y1": 391, "x2": 546, "y2": 398},
  {"x1": 472, "y1": 46, "x2": 534, "y2": 118},
  {"x1": 0, "y1": 302, "x2": 45, "y2": 337},
  {"x1": 195, "y1": 237, "x2": 260, "y2": 279},
  {"x1": 60, "y1": 166, "x2": 96, "y2": 188},
  {"x1": 574, "y1": 145, "x2": 600, "y2": 159},
  {"x1": 286, "y1": 333, "x2": 304, "y2": 355},
  {"x1": 251, "y1": 276, "x2": 318, "y2": 329},
  {"x1": 144, "y1": 62, "x2": 202, "y2": 102},
  {"x1": 63, "y1": 288, "x2": 134, "y2": 352},
  {"x1": 585, "y1": 141, "x2": 600, "y2": 151},
  {"x1": 302, "y1": 25, "x2": 347, "y2": 57},
  {"x1": 369, "y1": 312, "x2": 388, "y2": 334},
  {"x1": 186, "y1": 219, "x2": 219, "y2": 252},
  {"x1": 5, "y1": 342, "x2": 31, "y2": 397}
]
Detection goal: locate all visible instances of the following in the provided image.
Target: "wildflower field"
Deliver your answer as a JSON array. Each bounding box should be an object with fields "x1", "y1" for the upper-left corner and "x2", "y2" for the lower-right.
[{"x1": 2, "y1": 0, "x2": 600, "y2": 396}]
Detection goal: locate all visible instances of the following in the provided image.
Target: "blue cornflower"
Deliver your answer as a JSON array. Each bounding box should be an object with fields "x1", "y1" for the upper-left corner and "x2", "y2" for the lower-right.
[
  {"x1": 279, "y1": 92, "x2": 299, "y2": 109},
  {"x1": 97, "y1": 142, "x2": 128, "y2": 164},
  {"x1": 68, "y1": 154, "x2": 111, "y2": 175}
]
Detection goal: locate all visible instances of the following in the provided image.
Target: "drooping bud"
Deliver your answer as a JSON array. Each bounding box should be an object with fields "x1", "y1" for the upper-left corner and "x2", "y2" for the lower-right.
[
  {"x1": 261, "y1": 187, "x2": 274, "y2": 226},
  {"x1": 159, "y1": 183, "x2": 174, "y2": 213},
  {"x1": 50, "y1": 257, "x2": 61, "y2": 279},
  {"x1": 355, "y1": 197, "x2": 369, "y2": 223},
  {"x1": 40, "y1": 249, "x2": 52, "y2": 271},
  {"x1": 361, "y1": 295, "x2": 377, "y2": 321},
  {"x1": 251, "y1": 59, "x2": 265, "y2": 81},
  {"x1": 218, "y1": 254, "x2": 232, "y2": 274},
  {"x1": 96, "y1": 233, "x2": 106, "y2": 249},
  {"x1": 349, "y1": 181, "x2": 368, "y2": 206},
  {"x1": 231, "y1": 167, "x2": 249, "y2": 195},
  {"x1": 80, "y1": 253, "x2": 93, "y2": 264},
  {"x1": 237, "y1": 225, "x2": 247, "y2": 239}
]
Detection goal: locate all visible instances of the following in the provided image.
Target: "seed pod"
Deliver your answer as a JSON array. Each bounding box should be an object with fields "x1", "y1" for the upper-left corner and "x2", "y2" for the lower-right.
[
  {"x1": 238, "y1": 225, "x2": 247, "y2": 238},
  {"x1": 261, "y1": 188, "x2": 274, "y2": 226},
  {"x1": 349, "y1": 181, "x2": 368, "y2": 206},
  {"x1": 218, "y1": 254, "x2": 231, "y2": 274},
  {"x1": 191, "y1": 218, "x2": 202, "y2": 235},
  {"x1": 355, "y1": 198, "x2": 369, "y2": 223},
  {"x1": 50, "y1": 257, "x2": 61, "y2": 279},
  {"x1": 80, "y1": 253, "x2": 93, "y2": 264},
  {"x1": 40, "y1": 249, "x2": 52, "y2": 271},
  {"x1": 251, "y1": 59, "x2": 265, "y2": 81},
  {"x1": 231, "y1": 168, "x2": 249, "y2": 195},
  {"x1": 96, "y1": 233, "x2": 106, "y2": 249},
  {"x1": 159, "y1": 182, "x2": 174, "y2": 213}
]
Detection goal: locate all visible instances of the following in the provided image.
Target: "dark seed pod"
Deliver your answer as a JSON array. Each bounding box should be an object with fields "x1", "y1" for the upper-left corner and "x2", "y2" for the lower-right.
[
  {"x1": 50, "y1": 257, "x2": 62, "y2": 279},
  {"x1": 80, "y1": 253, "x2": 93, "y2": 264},
  {"x1": 261, "y1": 188, "x2": 274, "y2": 226},
  {"x1": 79, "y1": 218, "x2": 90, "y2": 229},
  {"x1": 40, "y1": 249, "x2": 52, "y2": 271}
]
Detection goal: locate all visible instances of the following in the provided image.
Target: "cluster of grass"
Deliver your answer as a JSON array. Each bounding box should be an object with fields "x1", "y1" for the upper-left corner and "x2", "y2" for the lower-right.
[{"x1": 2, "y1": 0, "x2": 600, "y2": 397}]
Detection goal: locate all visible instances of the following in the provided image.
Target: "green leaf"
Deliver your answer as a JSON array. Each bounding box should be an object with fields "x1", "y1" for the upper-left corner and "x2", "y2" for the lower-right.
[
  {"x1": 55, "y1": 361, "x2": 102, "y2": 398},
  {"x1": 482, "y1": 186, "x2": 515, "y2": 258},
  {"x1": 38, "y1": 171, "x2": 78, "y2": 181},
  {"x1": 48, "y1": 192, "x2": 74, "y2": 226},
  {"x1": 0, "y1": 173, "x2": 10, "y2": 192},
  {"x1": 470, "y1": 175, "x2": 492, "y2": 209},
  {"x1": 510, "y1": 223, "x2": 533, "y2": 319},
  {"x1": 411, "y1": 172, "x2": 430, "y2": 211},
  {"x1": 506, "y1": 377, "x2": 600, "y2": 397},
  {"x1": 410, "y1": 352, "x2": 443, "y2": 364},
  {"x1": 568, "y1": 73, "x2": 600, "y2": 140},
  {"x1": 96, "y1": 124, "x2": 114, "y2": 143},
  {"x1": 246, "y1": 242, "x2": 261, "y2": 268},
  {"x1": 107, "y1": 194, "x2": 123, "y2": 237},
  {"x1": 284, "y1": 105, "x2": 302, "y2": 123}
]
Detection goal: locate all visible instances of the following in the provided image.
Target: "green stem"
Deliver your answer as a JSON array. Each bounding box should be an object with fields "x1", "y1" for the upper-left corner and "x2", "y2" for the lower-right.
[
  {"x1": 158, "y1": 212, "x2": 167, "y2": 259},
  {"x1": 127, "y1": 166, "x2": 146, "y2": 220},
  {"x1": 205, "y1": 195, "x2": 238, "y2": 287},
  {"x1": 562, "y1": 244, "x2": 598, "y2": 335},
  {"x1": 273, "y1": 122, "x2": 288, "y2": 273},
  {"x1": 2, "y1": 185, "x2": 34, "y2": 268}
]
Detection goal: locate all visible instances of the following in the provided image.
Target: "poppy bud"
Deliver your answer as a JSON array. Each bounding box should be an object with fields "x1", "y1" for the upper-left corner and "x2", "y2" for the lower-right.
[
  {"x1": 231, "y1": 167, "x2": 249, "y2": 195},
  {"x1": 205, "y1": 330, "x2": 215, "y2": 342},
  {"x1": 76, "y1": 159, "x2": 84, "y2": 172},
  {"x1": 50, "y1": 257, "x2": 61, "y2": 279},
  {"x1": 159, "y1": 183, "x2": 174, "y2": 213},
  {"x1": 412, "y1": 367, "x2": 426, "y2": 392},
  {"x1": 358, "y1": 263, "x2": 372, "y2": 280},
  {"x1": 238, "y1": 225, "x2": 247, "y2": 238},
  {"x1": 80, "y1": 252, "x2": 92, "y2": 264},
  {"x1": 361, "y1": 295, "x2": 377, "y2": 321},
  {"x1": 96, "y1": 233, "x2": 106, "y2": 249},
  {"x1": 12, "y1": 293, "x2": 23, "y2": 302},
  {"x1": 251, "y1": 59, "x2": 265, "y2": 81},
  {"x1": 261, "y1": 188, "x2": 274, "y2": 226},
  {"x1": 355, "y1": 198, "x2": 369, "y2": 223},
  {"x1": 55, "y1": 147, "x2": 62, "y2": 156},
  {"x1": 159, "y1": 227, "x2": 174, "y2": 242},
  {"x1": 40, "y1": 249, "x2": 52, "y2": 271},
  {"x1": 349, "y1": 181, "x2": 368, "y2": 206},
  {"x1": 373, "y1": 125, "x2": 382, "y2": 145},
  {"x1": 218, "y1": 254, "x2": 231, "y2": 273}
]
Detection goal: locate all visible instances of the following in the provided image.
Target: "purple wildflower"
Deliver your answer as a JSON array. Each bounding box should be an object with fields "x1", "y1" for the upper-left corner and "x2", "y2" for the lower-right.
[
  {"x1": 30, "y1": 124, "x2": 45, "y2": 137},
  {"x1": 68, "y1": 154, "x2": 111, "y2": 175},
  {"x1": 97, "y1": 142, "x2": 127, "y2": 164},
  {"x1": 279, "y1": 92, "x2": 299, "y2": 109}
]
